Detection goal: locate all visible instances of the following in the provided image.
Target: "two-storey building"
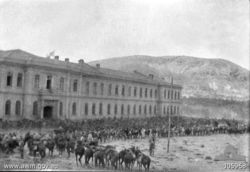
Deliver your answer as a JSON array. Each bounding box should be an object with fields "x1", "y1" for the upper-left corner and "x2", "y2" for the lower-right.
[{"x1": 0, "y1": 49, "x2": 182, "y2": 120}]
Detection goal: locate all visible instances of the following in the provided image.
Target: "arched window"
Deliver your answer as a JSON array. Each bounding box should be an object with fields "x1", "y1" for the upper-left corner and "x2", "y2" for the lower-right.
[
  {"x1": 128, "y1": 86, "x2": 131, "y2": 96},
  {"x1": 5, "y1": 100, "x2": 11, "y2": 115},
  {"x1": 100, "y1": 83, "x2": 104, "y2": 95},
  {"x1": 92, "y1": 103, "x2": 96, "y2": 115},
  {"x1": 133, "y1": 105, "x2": 136, "y2": 115},
  {"x1": 17, "y1": 73, "x2": 23, "y2": 87},
  {"x1": 72, "y1": 102, "x2": 77, "y2": 115},
  {"x1": 60, "y1": 77, "x2": 64, "y2": 91},
  {"x1": 122, "y1": 85, "x2": 125, "y2": 96},
  {"x1": 139, "y1": 105, "x2": 141, "y2": 115},
  {"x1": 59, "y1": 102, "x2": 63, "y2": 116},
  {"x1": 127, "y1": 105, "x2": 130, "y2": 115},
  {"x1": 114, "y1": 104, "x2": 117, "y2": 115},
  {"x1": 33, "y1": 101, "x2": 38, "y2": 116},
  {"x1": 108, "y1": 84, "x2": 112, "y2": 96},
  {"x1": 115, "y1": 85, "x2": 119, "y2": 96},
  {"x1": 85, "y1": 103, "x2": 88, "y2": 115},
  {"x1": 134, "y1": 87, "x2": 137, "y2": 97},
  {"x1": 99, "y1": 103, "x2": 103, "y2": 115},
  {"x1": 34, "y1": 75, "x2": 40, "y2": 88},
  {"x1": 171, "y1": 90, "x2": 173, "y2": 99},
  {"x1": 144, "y1": 105, "x2": 147, "y2": 115},
  {"x1": 121, "y1": 104, "x2": 124, "y2": 115},
  {"x1": 15, "y1": 101, "x2": 21, "y2": 115},
  {"x1": 107, "y1": 104, "x2": 111, "y2": 115},
  {"x1": 145, "y1": 88, "x2": 147, "y2": 98},
  {"x1": 6, "y1": 72, "x2": 13, "y2": 86},
  {"x1": 149, "y1": 105, "x2": 152, "y2": 115}
]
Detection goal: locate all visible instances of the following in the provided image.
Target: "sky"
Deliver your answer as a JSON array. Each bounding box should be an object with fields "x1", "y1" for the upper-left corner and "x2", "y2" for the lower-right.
[{"x1": 0, "y1": 0, "x2": 249, "y2": 69}]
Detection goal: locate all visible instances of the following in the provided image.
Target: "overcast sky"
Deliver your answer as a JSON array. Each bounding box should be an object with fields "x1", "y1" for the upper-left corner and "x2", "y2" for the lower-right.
[{"x1": 0, "y1": 0, "x2": 249, "y2": 69}]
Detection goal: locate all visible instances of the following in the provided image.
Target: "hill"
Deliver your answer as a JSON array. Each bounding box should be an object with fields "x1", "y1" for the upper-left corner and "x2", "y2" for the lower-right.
[
  {"x1": 89, "y1": 55, "x2": 250, "y2": 120},
  {"x1": 89, "y1": 55, "x2": 249, "y2": 101}
]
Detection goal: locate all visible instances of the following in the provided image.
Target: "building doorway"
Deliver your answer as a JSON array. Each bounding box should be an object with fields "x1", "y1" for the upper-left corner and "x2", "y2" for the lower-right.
[{"x1": 43, "y1": 106, "x2": 53, "y2": 119}]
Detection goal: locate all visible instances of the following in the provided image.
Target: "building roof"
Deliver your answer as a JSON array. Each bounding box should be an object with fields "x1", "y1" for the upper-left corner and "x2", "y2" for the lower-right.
[{"x1": 0, "y1": 49, "x2": 182, "y2": 88}]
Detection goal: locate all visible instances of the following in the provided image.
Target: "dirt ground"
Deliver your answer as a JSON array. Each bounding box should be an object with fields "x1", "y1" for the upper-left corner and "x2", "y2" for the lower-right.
[{"x1": 0, "y1": 133, "x2": 249, "y2": 172}]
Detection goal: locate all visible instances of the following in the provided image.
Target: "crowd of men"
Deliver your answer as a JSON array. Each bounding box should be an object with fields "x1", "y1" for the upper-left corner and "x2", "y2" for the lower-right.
[{"x1": 0, "y1": 116, "x2": 249, "y2": 170}]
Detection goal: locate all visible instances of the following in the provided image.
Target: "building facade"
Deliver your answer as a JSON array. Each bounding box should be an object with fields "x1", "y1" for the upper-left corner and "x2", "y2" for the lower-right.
[{"x1": 0, "y1": 49, "x2": 182, "y2": 121}]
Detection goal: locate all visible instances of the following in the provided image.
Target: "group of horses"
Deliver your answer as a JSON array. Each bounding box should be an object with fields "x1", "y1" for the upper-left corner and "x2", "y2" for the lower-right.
[{"x1": 0, "y1": 130, "x2": 152, "y2": 171}]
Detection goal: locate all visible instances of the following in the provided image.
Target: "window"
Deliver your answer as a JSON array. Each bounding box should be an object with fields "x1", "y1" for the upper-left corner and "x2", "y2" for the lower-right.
[
  {"x1": 86, "y1": 82, "x2": 89, "y2": 95},
  {"x1": 46, "y1": 75, "x2": 52, "y2": 89},
  {"x1": 108, "y1": 84, "x2": 112, "y2": 96},
  {"x1": 93, "y1": 82, "x2": 97, "y2": 95},
  {"x1": 33, "y1": 101, "x2": 38, "y2": 116},
  {"x1": 164, "y1": 89, "x2": 167, "y2": 99},
  {"x1": 133, "y1": 105, "x2": 136, "y2": 115},
  {"x1": 145, "y1": 88, "x2": 147, "y2": 98},
  {"x1": 175, "y1": 91, "x2": 177, "y2": 100},
  {"x1": 168, "y1": 90, "x2": 170, "y2": 99},
  {"x1": 171, "y1": 90, "x2": 173, "y2": 99},
  {"x1": 164, "y1": 106, "x2": 166, "y2": 114},
  {"x1": 72, "y1": 102, "x2": 77, "y2": 115},
  {"x1": 34, "y1": 75, "x2": 40, "y2": 88},
  {"x1": 155, "y1": 89, "x2": 157, "y2": 98},
  {"x1": 17, "y1": 73, "x2": 23, "y2": 87},
  {"x1": 6, "y1": 72, "x2": 12, "y2": 87},
  {"x1": 134, "y1": 87, "x2": 137, "y2": 97},
  {"x1": 114, "y1": 104, "x2": 117, "y2": 115},
  {"x1": 60, "y1": 77, "x2": 64, "y2": 91},
  {"x1": 144, "y1": 105, "x2": 147, "y2": 115},
  {"x1": 128, "y1": 86, "x2": 131, "y2": 96},
  {"x1": 92, "y1": 103, "x2": 96, "y2": 115},
  {"x1": 85, "y1": 103, "x2": 88, "y2": 115},
  {"x1": 170, "y1": 105, "x2": 173, "y2": 114},
  {"x1": 115, "y1": 85, "x2": 119, "y2": 96},
  {"x1": 178, "y1": 92, "x2": 180, "y2": 99},
  {"x1": 121, "y1": 104, "x2": 124, "y2": 115},
  {"x1": 127, "y1": 105, "x2": 130, "y2": 115},
  {"x1": 140, "y1": 88, "x2": 143, "y2": 98},
  {"x1": 100, "y1": 83, "x2": 104, "y2": 95},
  {"x1": 139, "y1": 105, "x2": 141, "y2": 115},
  {"x1": 167, "y1": 106, "x2": 170, "y2": 115},
  {"x1": 59, "y1": 102, "x2": 63, "y2": 116},
  {"x1": 99, "y1": 103, "x2": 103, "y2": 115},
  {"x1": 174, "y1": 106, "x2": 176, "y2": 114},
  {"x1": 150, "y1": 89, "x2": 153, "y2": 98},
  {"x1": 122, "y1": 85, "x2": 125, "y2": 96},
  {"x1": 5, "y1": 100, "x2": 11, "y2": 115},
  {"x1": 107, "y1": 104, "x2": 111, "y2": 115},
  {"x1": 177, "y1": 106, "x2": 180, "y2": 114},
  {"x1": 154, "y1": 105, "x2": 157, "y2": 114},
  {"x1": 149, "y1": 105, "x2": 152, "y2": 115},
  {"x1": 15, "y1": 101, "x2": 21, "y2": 115},
  {"x1": 73, "y1": 80, "x2": 78, "y2": 92}
]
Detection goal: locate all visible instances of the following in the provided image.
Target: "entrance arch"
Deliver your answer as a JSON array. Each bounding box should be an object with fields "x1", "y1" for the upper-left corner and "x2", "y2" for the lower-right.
[{"x1": 43, "y1": 106, "x2": 53, "y2": 119}]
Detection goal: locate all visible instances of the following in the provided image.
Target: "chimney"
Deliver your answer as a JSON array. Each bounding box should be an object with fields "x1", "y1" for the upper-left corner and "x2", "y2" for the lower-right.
[
  {"x1": 149, "y1": 74, "x2": 154, "y2": 79},
  {"x1": 54, "y1": 55, "x2": 59, "y2": 60},
  {"x1": 65, "y1": 58, "x2": 69, "y2": 62},
  {"x1": 78, "y1": 59, "x2": 84, "y2": 64},
  {"x1": 96, "y1": 63, "x2": 100, "y2": 68}
]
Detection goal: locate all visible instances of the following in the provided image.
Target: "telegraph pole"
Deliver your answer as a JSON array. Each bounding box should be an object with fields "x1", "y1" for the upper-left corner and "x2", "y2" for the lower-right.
[{"x1": 167, "y1": 77, "x2": 173, "y2": 153}]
